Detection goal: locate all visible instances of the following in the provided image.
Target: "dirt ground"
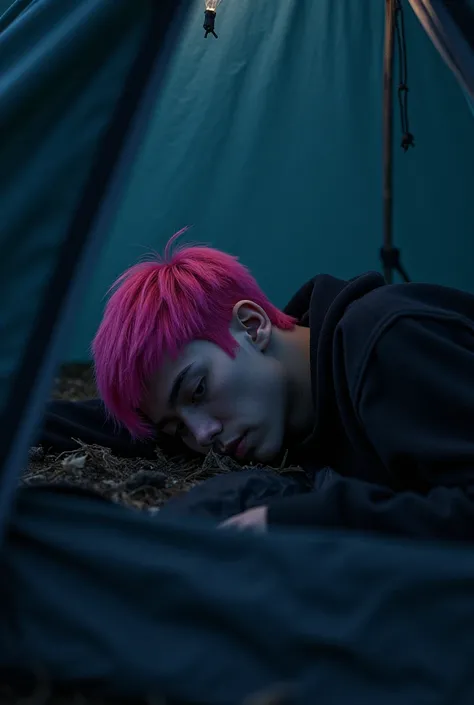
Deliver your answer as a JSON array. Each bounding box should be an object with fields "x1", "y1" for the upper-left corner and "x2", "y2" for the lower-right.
[{"x1": 6, "y1": 365, "x2": 296, "y2": 705}]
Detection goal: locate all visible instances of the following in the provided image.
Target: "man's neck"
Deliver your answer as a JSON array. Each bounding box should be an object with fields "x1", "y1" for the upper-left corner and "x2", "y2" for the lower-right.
[{"x1": 275, "y1": 325, "x2": 313, "y2": 439}]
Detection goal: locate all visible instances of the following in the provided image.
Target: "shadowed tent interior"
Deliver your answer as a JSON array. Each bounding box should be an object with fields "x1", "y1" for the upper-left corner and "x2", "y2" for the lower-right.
[{"x1": 0, "y1": 1, "x2": 474, "y2": 703}]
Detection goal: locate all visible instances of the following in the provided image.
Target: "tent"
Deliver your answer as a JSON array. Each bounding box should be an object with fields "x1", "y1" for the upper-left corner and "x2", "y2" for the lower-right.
[{"x1": 1, "y1": 1, "x2": 474, "y2": 703}]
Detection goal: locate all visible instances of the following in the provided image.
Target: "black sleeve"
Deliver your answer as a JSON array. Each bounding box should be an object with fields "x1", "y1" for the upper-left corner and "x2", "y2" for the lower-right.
[{"x1": 267, "y1": 474, "x2": 474, "y2": 541}]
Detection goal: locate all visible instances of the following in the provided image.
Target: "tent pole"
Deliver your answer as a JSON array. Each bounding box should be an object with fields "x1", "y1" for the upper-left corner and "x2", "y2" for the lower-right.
[{"x1": 382, "y1": 0, "x2": 396, "y2": 284}]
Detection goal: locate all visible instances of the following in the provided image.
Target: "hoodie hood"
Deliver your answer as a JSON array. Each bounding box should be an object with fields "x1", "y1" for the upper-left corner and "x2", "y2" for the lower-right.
[{"x1": 285, "y1": 271, "x2": 386, "y2": 469}]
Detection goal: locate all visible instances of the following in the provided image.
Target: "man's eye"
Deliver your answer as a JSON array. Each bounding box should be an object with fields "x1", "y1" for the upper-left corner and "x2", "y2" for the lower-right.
[{"x1": 192, "y1": 377, "x2": 206, "y2": 403}]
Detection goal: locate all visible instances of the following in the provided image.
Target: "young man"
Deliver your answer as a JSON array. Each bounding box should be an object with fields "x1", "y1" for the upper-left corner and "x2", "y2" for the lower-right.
[{"x1": 41, "y1": 231, "x2": 474, "y2": 538}]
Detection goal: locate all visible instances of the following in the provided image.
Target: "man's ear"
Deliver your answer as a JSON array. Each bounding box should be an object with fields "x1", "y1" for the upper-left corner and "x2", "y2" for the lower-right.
[{"x1": 230, "y1": 300, "x2": 272, "y2": 351}]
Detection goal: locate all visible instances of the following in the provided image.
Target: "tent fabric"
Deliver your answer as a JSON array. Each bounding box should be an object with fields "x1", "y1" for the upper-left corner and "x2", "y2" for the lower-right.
[
  {"x1": 409, "y1": 0, "x2": 474, "y2": 105},
  {"x1": 1, "y1": 484, "x2": 474, "y2": 704},
  {"x1": 0, "y1": 0, "x2": 181, "y2": 534}
]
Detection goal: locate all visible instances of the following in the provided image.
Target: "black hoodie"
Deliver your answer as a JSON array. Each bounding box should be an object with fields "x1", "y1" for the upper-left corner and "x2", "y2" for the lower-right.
[{"x1": 268, "y1": 272, "x2": 474, "y2": 541}]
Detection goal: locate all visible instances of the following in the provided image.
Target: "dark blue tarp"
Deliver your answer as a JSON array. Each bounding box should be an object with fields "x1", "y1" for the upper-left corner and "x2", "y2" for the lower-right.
[{"x1": 1, "y1": 484, "x2": 474, "y2": 704}]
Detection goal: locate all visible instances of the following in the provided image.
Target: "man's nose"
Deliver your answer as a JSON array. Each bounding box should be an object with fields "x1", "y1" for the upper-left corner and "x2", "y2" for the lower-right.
[{"x1": 184, "y1": 410, "x2": 222, "y2": 448}]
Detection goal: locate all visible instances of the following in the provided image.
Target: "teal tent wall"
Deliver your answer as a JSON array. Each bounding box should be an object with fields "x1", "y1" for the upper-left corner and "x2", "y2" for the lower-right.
[
  {"x1": 57, "y1": 0, "x2": 471, "y2": 360},
  {"x1": 0, "y1": 0, "x2": 14, "y2": 15}
]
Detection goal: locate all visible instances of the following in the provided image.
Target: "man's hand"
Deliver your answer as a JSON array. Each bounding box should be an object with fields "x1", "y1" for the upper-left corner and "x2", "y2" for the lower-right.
[{"x1": 219, "y1": 506, "x2": 268, "y2": 532}]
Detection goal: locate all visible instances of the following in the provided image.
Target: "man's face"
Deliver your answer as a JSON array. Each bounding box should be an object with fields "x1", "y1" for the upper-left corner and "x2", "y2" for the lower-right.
[{"x1": 144, "y1": 305, "x2": 288, "y2": 463}]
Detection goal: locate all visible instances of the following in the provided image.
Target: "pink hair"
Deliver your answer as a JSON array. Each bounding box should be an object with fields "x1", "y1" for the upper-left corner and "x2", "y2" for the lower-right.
[{"x1": 92, "y1": 228, "x2": 297, "y2": 438}]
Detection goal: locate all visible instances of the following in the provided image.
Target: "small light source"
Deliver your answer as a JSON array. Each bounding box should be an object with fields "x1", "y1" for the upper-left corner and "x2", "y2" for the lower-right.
[{"x1": 204, "y1": 0, "x2": 222, "y2": 38}]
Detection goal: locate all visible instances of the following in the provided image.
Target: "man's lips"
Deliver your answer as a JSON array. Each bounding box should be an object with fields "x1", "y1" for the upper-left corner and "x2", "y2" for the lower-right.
[
  {"x1": 234, "y1": 434, "x2": 248, "y2": 460},
  {"x1": 223, "y1": 433, "x2": 248, "y2": 459}
]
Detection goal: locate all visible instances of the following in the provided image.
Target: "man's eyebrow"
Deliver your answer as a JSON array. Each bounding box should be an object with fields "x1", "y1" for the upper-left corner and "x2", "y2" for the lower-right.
[{"x1": 168, "y1": 363, "x2": 193, "y2": 409}]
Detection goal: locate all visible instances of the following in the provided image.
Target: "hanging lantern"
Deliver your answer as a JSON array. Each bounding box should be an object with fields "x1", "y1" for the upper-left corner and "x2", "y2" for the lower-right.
[{"x1": 203, "y1": 0, "x2": 221, "y2": 38}]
